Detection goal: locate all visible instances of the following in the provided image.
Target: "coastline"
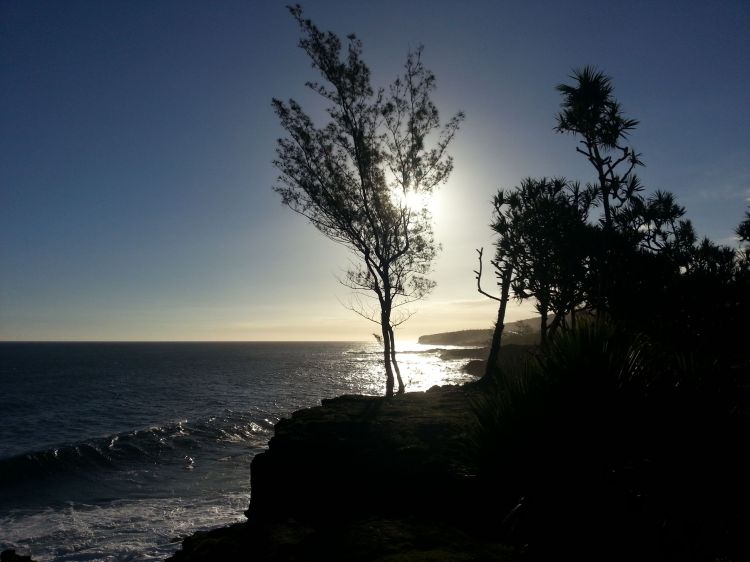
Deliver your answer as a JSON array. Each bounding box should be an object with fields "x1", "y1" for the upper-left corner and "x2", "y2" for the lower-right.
[
  {"x1": 5, "y1": 335, "x2": 747, "y2": 561},
  {"x1": 0, "y1": 342, "x2": 487, "y2": 561},
  {"x1": 167, "y1": 382, "x2": 518, "y2": 561},
  {"x1": 165, "y1": 345, "x2": 552, "y2": 561}
]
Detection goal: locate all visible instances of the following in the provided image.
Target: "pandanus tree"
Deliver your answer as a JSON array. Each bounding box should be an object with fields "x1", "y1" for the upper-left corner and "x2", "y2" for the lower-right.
[
  {"x1": 476, "y1": 178, "x2": 595, "y2": 375},
  {"x1": 272, "y1": 5, "x2": 463, "y2": 396},
  {"x1": 737, "y1": 209, "x2": 750, "y2": 275},
  {"x1": 555, "y1": 66, "x2": 644, "y2": 230},
  {"x1": 554, "y1": 67, "x2": 748, "y2": 355}
]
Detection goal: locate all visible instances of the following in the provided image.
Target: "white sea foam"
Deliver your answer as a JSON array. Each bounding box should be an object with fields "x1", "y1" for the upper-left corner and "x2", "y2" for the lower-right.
[{"x1": 1, "y1": 493, "x2": 249, "y2": 561}]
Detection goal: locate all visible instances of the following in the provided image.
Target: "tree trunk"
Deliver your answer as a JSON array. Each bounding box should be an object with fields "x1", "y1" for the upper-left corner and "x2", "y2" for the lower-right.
[
  {"x1": 484, "y1": 265, "x2": 513, "y2": 378},
  {"x1": 548, "y1": 313, "x2": 563, "y2": 340},
  {"x1": 601, "y1": 185, "x2": 612, "y2": 230},
  {"x1": 540, "y1": 307, "x2": 548, "y2": 346},
  {"x1": 387, "y1": 324, "x2": 405, "y2": 394},
  {"x1": 599, "y1": 166, "x2": 613, "y2": 318},
  {"x1": 381, "y1": 314, "x2": 394, "y2": 397},
  {"x1": 593, "y1": 149, "x2": 611, "y2": 232}
]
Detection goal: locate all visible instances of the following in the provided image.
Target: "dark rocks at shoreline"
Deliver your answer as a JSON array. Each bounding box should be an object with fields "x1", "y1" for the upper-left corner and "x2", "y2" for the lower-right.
[
  {"x1": 458, "y1": 344, "x2": 538, "y2": 378},
  {"x1": 247, "y1": 388, "x2": 481, "y2": 523},
  {"x1": 438, "y1": 346, "x2": 488, "y2": 361},
  {"x1": 1, "y1": 550, "x2": 34, "y2": 562},
  {"x1": 462, "y1": 358, "x2": 486, "y2": 376},
  {"x1": 167, "y1": 347, "x2": 536, "y2": 561},
  {"x1": 168, "y1": 384, "x2": 519, "y2": 561},
  {"x1": 169, "y1": 516, "x2": 516, "y2": 562}
]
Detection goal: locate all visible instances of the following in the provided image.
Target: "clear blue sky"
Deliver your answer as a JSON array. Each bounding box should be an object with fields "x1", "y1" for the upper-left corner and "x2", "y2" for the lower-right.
[{"x1": 1, "y1": 0, "x2": 748, "y2": 341}]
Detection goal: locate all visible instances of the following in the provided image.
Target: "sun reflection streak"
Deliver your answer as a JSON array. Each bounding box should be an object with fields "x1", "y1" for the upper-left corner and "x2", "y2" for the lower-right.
[{"x1": 343, "y1": 342, "x2": 479, "y2": 395}]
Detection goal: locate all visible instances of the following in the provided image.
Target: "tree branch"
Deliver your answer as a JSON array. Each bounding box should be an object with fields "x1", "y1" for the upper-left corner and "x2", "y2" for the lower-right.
[{"x1": 475, "y1": 248, "x2": 502, "y2": 302}]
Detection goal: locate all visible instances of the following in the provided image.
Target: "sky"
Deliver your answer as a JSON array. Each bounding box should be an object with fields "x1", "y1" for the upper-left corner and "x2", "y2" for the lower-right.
[{"x1": 1, "y1": 0, "x2": 749, "y2": 342}]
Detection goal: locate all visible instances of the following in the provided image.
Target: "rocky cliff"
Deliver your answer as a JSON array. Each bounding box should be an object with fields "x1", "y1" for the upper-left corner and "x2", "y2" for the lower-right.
[{"x1": 168, "y1": 385, "x2": 517, "y2": 561}]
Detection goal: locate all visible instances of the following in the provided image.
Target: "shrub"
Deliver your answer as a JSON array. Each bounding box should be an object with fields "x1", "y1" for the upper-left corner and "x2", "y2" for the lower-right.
[{"x1": 472, "y1": 321, "x2": 749, "y2": 560}]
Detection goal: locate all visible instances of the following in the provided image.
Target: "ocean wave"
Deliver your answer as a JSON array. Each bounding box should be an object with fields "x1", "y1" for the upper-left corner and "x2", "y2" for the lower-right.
[{"x1": 0, "y1": 412, "x2": 275, "y2": 490}]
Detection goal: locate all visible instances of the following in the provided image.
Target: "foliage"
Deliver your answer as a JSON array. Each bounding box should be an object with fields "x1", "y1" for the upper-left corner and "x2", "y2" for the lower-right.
[
  {"x1": 550, "y1": 68, "x2": 747, "y2": 353},
  {"x1": 555, "y1": 66, "x2": 644, "y2": 229},
  {"x1": 494, "y1": 178, "x2": 595, "y2": 338},
  {"x1": 273, "y1": 6, "x2": 462, "y2": 396},
  {"x1": 479, "y1": 67, "x2": 748, "y2": 382},
  {"x1": 590, "y1": 223, "x2": 749, "y2": 364},
  {"x1": 473, "y1": 69, "x2": 749, "y2": 557},
  {"x1": 737, "y1": 208, "x2": 750, "y2": 243},
  {"x1": 476, "y1": 178, "x2": 596, "y2": 375},
  {"x1": 736, "y1": 209, "x2": 750, "y2": 280},
  {"x1": 472, "y1": 321, "x2": 749, "y2": 560}
]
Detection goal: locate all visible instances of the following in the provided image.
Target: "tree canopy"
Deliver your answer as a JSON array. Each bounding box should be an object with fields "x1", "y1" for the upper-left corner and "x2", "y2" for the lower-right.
[{"x1": 479, "y1": 66, "x2": 749, "y2": 373}]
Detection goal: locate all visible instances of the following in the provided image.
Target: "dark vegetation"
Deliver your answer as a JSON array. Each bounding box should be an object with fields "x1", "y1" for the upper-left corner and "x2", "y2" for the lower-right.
[
  {"x1": 477, "y1": 66, "x2": 749, "y2": 372},
  {"x1": 474, "y1": 323, "x2": 749, "y2": 560},
  {"x1": 471, "y1": 67, "x2": 750, "y2": 559}
]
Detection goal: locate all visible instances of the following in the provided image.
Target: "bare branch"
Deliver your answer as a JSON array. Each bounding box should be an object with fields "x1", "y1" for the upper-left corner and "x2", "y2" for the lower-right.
[{"x1": 475, "y1": 248, "x2": 502, "y2": 302}]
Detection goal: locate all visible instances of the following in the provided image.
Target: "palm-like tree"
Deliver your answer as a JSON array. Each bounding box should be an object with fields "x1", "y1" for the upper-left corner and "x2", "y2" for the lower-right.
[
  {"x1": 555, "y1": 66, "x2": 643, "y2": 229},
  {"x1": 737, "y1": 209, "x2": 750, "y2": 243}
]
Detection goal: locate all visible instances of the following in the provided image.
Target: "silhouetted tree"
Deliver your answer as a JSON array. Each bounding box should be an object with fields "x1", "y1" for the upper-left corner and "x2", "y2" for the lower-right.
[
  {"x1": 273, "y1": 5, "x2": 463, "y2": 396},
  {"x1": 737, "y1": 209, "x2": 750, "y2": 273},
  {"x1": 734, "y1": 211, "x2": 750, "y2": 261},
  {"x1": 512, "y1": 179, "x2": 595, "y2": 342},
  {"x1": 477, "y1": 178, "x2": 595, "y2": 373},
  {"x1": 737, "y1": 209, "x2": 750, "y2": 244},
  {"x1": 473, "y1": 68, "x2": 750, "y2": 559},
  {"x1": 474, "y1": 246, "x2": 513, "y2": 376},
  {"x1": 552, "y1": 67, "x2": 720, "y2": 320},
  {"x1": 614, "y1": 191, "x2": 690, "y2": 252},
  {"x1": 555, "y1": 66, "x2": 643, "y2": 230}
]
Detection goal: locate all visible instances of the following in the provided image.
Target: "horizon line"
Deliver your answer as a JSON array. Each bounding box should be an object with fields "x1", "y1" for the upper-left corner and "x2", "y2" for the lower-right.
[{"x1": 0, "y1": 339, "x2": 377, "y2": 344}]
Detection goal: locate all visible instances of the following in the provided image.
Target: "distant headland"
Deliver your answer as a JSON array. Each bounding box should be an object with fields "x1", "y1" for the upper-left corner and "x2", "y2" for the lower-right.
[{"x1": 417, "y1": 316, "x2": 541, "y2": 347}]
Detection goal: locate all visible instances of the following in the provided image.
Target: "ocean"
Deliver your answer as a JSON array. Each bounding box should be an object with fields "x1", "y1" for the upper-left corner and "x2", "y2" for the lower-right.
[{"x1": 0, "y1": 341, "x2": 476, "y2": 561}]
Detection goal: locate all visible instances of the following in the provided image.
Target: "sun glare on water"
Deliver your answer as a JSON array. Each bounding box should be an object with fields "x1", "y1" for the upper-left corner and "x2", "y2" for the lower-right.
[{"x1": 356, "y1": 342, "x2": 476, "y2": 393}]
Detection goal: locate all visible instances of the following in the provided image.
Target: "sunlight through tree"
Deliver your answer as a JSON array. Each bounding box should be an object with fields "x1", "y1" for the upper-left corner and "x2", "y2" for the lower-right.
[{"x1": 272, "y1": 5, "x2": 463, "y2": 396}]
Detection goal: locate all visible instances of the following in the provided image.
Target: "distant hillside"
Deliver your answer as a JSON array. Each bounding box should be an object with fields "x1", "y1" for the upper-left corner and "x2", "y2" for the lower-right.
[
  {"x1": 418, "y1": 329, "x2": 492, "y2": 346},
  {"x1": 418, "y1": 317, "x2": 541, "y2": 346}
]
